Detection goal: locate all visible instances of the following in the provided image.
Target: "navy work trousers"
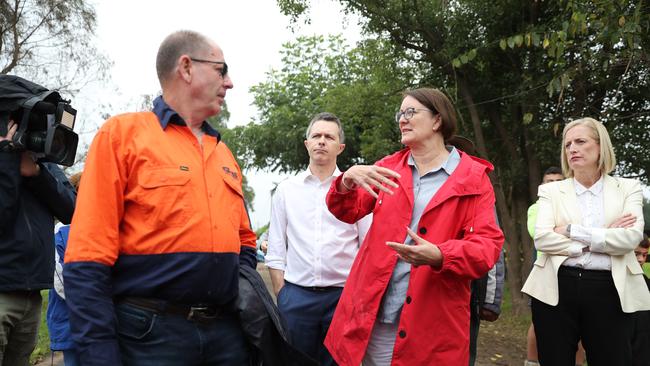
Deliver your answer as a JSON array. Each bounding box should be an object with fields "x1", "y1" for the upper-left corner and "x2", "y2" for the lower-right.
[
  {"x1": 115, "y1": 302, "x2": 250, "y2": 366},
  {"x1": 277, "y1": 281, "x2": 342, "y2": 366}
]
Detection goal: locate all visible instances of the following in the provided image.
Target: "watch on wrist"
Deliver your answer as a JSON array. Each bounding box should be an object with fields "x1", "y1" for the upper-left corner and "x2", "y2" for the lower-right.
[{"x1": 566, "y1": 224, "x2": 572, "y2": 237}]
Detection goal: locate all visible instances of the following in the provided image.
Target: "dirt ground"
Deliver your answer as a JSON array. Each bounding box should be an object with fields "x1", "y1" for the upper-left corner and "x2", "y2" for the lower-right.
[{"x1": 475, "y1": 312, "x2": 529, "y2": 366}]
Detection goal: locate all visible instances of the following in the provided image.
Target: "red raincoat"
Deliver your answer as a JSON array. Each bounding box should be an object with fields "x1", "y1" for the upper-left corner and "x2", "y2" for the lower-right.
[{"x1": 324, "y1": 148, "x2": 504, "y2": 366}]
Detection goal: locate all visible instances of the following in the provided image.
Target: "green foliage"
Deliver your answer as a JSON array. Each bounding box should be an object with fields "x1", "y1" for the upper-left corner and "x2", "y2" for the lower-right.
[
  {"x1": 0, "y1": 0, "x2": 110, "y2": 93},
  {"x1": 256, "y1": 223, "x2": 269, "y2": 237},
  {"x1": 31, "y1": 290, "x2": 50, "y2": 364},
  {"x1": 275, "y1": 0, "x2": 650, "y2": 312},
  {"x1": 243, "y1": 35, "x2": 419, "y2": 173}
]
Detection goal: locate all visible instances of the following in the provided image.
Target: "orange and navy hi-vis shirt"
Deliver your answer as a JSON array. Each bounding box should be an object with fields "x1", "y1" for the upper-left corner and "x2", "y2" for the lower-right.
[{"x1": 63, "y1": 96, "x2": 257, "y2": 364}]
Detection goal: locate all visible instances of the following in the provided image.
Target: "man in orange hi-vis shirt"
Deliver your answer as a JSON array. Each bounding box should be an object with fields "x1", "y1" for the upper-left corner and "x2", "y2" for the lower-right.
[{"x1": 63, "y1": 30, "x2": 256, "y2": 366}]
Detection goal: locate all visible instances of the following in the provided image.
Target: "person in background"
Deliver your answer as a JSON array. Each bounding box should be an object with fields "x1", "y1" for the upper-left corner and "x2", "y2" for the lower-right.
[
  {"x1": 266, "y1": 112, "x2": 371, "y2": 365},
  {"x1": 522, "y1": 117, "x2": 648, "y2": 366},
  {"x1": 323, "y1": 88, "x2": 504, "y2": 365},
  {"x1": 256, "y1": 230, "x2": 268, "y2": 262},
  {"x1": 524, "y1": 167, "x2": 586, "y2": 366},
  {"x1": 632, "y1": 233, "x2": 650, "y2": 366},
  {"x1": 46, "y1": 172, "x2": 82, "y2": 366},
  {"x1": 0, "y1": 119, "x2": 76, "y2": 366},
  {"x1": 63, "y1": 30, "x2": 256, "y2": 366}
]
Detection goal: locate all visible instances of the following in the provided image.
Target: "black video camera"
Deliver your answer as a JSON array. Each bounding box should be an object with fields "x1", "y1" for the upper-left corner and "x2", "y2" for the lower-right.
[{"x1": 0, "y1": 75, "x2": 79, "y2": 166}]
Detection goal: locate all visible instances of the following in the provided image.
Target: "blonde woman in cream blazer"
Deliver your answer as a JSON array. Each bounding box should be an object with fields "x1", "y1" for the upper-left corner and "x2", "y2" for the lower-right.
[{"x1": 522, "y1": 117, "x2": 649, "y2": 366}]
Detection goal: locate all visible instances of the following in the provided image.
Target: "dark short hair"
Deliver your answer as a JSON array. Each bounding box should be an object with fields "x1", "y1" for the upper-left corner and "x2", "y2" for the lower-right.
[
  {"x1": 305, "y1": 112, "x2": 345, "y2": 143},
  {"x1": 640, "y1": 234, "x2": 650, "y2": 249},
  {"x1": 543, "y1": 166, "x2": 562, "y2": 176},
  {"x1": 402, "y1": 88, "x2": 457, "y2": 141},
  {"x1": 156, "y1": 30, "x2": 211, "y2": 85}
]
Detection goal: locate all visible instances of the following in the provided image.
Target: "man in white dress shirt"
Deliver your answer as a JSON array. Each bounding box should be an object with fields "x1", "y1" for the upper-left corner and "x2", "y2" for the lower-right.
[{"x1": 265, "y1": 112, "x2": 371, "y2": 366}]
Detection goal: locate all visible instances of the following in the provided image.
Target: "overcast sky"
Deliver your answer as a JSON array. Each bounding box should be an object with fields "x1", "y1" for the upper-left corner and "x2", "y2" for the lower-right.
[{"x1": 79, "y1": 0, "x2": 362, "y2": 229}]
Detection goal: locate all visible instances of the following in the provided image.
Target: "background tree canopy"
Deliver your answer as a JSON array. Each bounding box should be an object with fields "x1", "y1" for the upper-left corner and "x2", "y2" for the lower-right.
[
  {"x1": 1, "y1": 0, "x2": 110, "y2": 93},
  {"x1": 233, "y1": 0, "x2": 650, "y2": 313},
  {"x1": 1, "y1": 0, "x2": 111, "y2": 169}
]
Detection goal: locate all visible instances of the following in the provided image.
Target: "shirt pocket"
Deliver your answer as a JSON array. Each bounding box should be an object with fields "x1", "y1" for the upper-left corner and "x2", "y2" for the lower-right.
[
  {"x1": 626, "y1": 255, "x2": 644, "y2": 275},
  {"x1": 219, "y1": 168, "x2": 245, "y2": 231},
  {"x1": 533, "y1": 254, "x2": 548, "y2": 268},
  {"x1": 135, "y1": 168, "x2": 192, "y2": 228}
]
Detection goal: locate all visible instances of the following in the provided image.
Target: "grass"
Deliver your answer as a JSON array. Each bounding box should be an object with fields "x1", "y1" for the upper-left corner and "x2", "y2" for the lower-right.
[{"x1": 30, "y1": 290, "x2": 51, "y2": 365}]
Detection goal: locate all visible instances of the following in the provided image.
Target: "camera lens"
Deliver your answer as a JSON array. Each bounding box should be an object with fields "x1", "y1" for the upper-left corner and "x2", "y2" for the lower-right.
[{"x1": 26, "y1": 131, "x2": 47, "y2": 153}]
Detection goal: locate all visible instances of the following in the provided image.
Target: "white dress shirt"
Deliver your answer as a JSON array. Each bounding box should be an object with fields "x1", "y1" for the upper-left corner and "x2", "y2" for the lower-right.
[
  {"x1": 563, "y1": 176, "x2": 612, "y2": 270},
  {"x1": 265, "y1": 168, "x2": 372, "y2": 287}
]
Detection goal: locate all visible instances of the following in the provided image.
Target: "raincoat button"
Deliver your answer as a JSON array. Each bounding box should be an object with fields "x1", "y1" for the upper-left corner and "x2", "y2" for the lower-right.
[
  {"x1": 399, "y1": 330, "x2": 406, "y2": 338},
  {"x1": 419, "y1": 227, "x2": 427, "y2": 235},
  {"x1": 405, "y1": 296, "x2": 412, "y2": 304}
]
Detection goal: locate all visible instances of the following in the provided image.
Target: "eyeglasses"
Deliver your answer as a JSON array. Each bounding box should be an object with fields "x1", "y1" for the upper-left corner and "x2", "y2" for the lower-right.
[
  {"x1": 395, "y1": 107, "x2": 434, "y2": 123},
  {"x1": 190, "y1": 58, "x2": 228, "y2": 77}
]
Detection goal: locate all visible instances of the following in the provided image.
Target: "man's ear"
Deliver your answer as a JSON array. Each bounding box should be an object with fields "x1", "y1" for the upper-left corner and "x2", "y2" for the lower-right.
[
  {"x1": 304, "y1": 139, "x2": 309, "y2": 151},
  {"x1": 178, "y1": 55, "x2": 193, "y2": 83},
  {"x1": 337, "y1": 143, "x2": 346, "y2": 155}
]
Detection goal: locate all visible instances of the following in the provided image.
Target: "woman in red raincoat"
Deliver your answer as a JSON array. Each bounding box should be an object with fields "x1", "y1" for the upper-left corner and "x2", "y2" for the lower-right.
[{"x1": 324, "y1": 88, "x2": 504, "y2": 366}]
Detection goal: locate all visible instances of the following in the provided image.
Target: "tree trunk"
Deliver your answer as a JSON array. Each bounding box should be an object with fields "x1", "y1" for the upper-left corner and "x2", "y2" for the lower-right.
[{"x1": 457, "y1": 76, "x2": 528, "y2": 314}]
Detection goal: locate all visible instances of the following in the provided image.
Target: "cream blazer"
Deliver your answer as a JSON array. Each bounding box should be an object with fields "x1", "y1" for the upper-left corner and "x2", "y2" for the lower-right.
[{"x1": 522, "y1": 175, "x2": 650, "y2": 313}]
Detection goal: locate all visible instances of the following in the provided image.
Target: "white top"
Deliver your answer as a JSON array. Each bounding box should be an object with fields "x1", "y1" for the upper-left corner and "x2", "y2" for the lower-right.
[
  {"x1": 265, "y1": 167, "x2": 372, "y2": 287},
  {"x1": 563, "y1": 176, "x2": 611, "y2": 270}
]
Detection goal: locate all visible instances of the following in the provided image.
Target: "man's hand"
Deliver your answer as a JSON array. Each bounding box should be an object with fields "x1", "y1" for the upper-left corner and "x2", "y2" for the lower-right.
[
  {"x1": 20, "y1": 152, "x2": 40, "y2": 177},
  {"x1": 386, "y1": 227, "x2": 443, "y2": 268},
  {"x1": 0, "y1": 120, "x2": 17, "y2": 142},
  {"x1": 340, "y1": 165, "x2": 401, "y2": 199},
  {"x1": 0, "y1": 120, "x2": 18, "y2": 151},
  {"x1": 479, "y1": 308, "x2": 499, "y2": 322},
  {"x1": 267, "y1": 267, "x2": 285, "y2": 297}
]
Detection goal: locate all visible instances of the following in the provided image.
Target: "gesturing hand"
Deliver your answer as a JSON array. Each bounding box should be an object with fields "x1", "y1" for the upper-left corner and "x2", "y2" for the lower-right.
[
  {"x1": 608, "y1": 214, "x2": 636, "y2": 229},
  {"x1": 1, "y1": 120, "x2": 17, "y2": 142},
  {"x1": 386, "y1": 227, "x2": 443, "y2": 268},
  {"x1": 340, "y1": 165, "x2": 401, "y2": 199}
]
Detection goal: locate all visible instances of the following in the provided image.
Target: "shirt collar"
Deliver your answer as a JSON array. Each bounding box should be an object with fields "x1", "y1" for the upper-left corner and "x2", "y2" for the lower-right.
[
  {"x1": 574, "y1": 175, "x2": 604, "y2": 195},
  {"x1": 152, "y1": 96, "x2": 221, "y2": 141},
  {"x1": 299, "y1": 166, "x2": 342, "y2": 182},
  {"x1": 407, "y1": 146, "x2": 460, "y2": 175}
]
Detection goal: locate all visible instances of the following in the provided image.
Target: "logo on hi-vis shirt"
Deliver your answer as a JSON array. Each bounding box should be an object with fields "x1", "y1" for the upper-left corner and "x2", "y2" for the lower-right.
[{"x1": 222, "y1": 166, "x2": 238, "y2": 179}]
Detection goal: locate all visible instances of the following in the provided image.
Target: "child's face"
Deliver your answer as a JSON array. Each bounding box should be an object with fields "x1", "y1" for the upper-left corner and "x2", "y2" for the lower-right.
[{"x1": 635, "y1": 246, "x2": 649, "y2": 266}]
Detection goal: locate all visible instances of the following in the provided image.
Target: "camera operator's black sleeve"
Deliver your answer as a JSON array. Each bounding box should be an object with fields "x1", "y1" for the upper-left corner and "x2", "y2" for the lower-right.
[
  {"x1": 22, "y1": 162, "x2": 76, "y2": 224},
  {"x1": 0, "y1": 152, "x2": 21, "y2": 234}
]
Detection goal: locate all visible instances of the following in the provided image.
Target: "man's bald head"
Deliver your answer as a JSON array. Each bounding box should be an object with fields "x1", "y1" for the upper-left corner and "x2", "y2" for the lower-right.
[{"x1": 156, "y1": 30, "x2": 212, "y2": 86}]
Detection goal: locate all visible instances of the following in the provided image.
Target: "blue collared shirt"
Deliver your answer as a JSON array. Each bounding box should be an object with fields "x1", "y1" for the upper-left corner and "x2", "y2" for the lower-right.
[
  {"x1": 378, "y1": 146, "x2": 461, "y2": 323},
  {"x1": 152, "y1": 96, "x2": 221, "y2": 140}
]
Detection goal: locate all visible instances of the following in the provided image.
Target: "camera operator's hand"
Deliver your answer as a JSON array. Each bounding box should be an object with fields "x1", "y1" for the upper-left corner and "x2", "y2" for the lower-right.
[
  {"x1": 20, "y1": 152, "x2": 40, "y2": 177},
  {"x1": 1, "y1": 120, "x2": 17, "y2": 142}
]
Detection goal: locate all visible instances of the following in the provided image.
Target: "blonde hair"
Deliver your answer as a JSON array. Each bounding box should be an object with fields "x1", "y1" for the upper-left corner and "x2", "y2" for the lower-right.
[{"x1": 560, "y1": 117, "x2": 616, "y2": 177}]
